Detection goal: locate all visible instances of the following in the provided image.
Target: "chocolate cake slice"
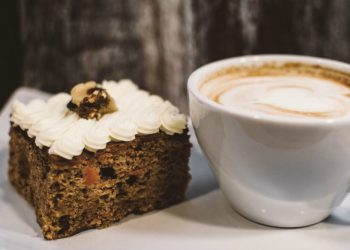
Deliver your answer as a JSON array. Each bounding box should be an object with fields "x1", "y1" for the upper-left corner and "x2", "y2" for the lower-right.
[{"x1": 8, "y1": 80, "x2": 191, "y2": 240}]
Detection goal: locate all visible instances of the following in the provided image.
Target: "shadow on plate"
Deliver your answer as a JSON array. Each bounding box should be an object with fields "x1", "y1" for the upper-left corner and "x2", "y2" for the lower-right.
[
  {"x1": 165, "y1": 190, "x2": 274, "y2": 231},
  {"x1": 186, "y1": 146, "x2": 218, "y2": 199},
  {"x1": 323, "y1": 210, "x2": 350, "y2": 227},
  {"x1": 0, "y1": 182, "x2": 41, "y2": 235},
  {"x1": 0, "y1": 148, "x2": 42, "y2": 236}
]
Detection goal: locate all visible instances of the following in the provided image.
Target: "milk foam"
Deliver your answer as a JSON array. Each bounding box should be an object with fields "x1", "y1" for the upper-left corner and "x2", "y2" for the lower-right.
[{"x1": 200, "y1": 75, "x2": 350, "y2": 119}]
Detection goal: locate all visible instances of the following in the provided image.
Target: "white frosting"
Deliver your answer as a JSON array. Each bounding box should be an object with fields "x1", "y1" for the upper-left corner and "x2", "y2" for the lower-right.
[
  {"x1": 11, "y1": 80, "x2": 187, "y2": 159},
  {"x1": 49, "y1": 119, "x2": 94, "y2": 159},
  {"x1": 109, "y1": 113, "x2": 138, "y2": 141},
  {"x1": 160, "y1": 102, "x2": 187, "y2": 135}
]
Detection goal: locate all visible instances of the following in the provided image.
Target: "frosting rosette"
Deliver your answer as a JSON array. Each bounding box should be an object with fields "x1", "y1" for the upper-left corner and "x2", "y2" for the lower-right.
[
  {"x1": 160, "y1": 102, "x2": 187, "y2": 135},
  {"x1": 109, "y1": 113, "x2": 138, "y2": 141}
]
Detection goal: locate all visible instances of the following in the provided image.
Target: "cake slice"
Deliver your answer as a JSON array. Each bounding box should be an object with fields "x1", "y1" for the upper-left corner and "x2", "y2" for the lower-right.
[{"x1": 8, "y1": 80, "x2": 191, "y2": 240}]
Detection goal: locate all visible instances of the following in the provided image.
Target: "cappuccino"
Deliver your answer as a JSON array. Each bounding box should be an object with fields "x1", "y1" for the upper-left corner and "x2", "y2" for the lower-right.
[{"x1": 199, "y1": 63, "x2": 350, "y2": 119}]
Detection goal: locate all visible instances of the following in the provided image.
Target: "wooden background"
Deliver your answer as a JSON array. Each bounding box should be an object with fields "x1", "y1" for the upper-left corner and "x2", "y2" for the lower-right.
[{"x1": 2, "y1": 0, "x2": 350, "y2": 112}]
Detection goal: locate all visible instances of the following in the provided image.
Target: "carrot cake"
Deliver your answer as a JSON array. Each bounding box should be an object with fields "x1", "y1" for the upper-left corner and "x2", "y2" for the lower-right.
[{"x1": 8, "y1": 80, "x2": 191, "y2": 240}]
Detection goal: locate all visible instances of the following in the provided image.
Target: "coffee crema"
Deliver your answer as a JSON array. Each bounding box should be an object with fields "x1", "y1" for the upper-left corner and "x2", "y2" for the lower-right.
[{"x1": 199, "y1": 63, "x2": 350, "y2": 119}]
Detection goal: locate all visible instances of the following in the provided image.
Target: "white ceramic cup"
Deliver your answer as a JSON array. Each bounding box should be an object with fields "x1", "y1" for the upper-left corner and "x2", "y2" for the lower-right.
[{"x1": 188, "y1": 55, "x2": 350, "y2": 227}]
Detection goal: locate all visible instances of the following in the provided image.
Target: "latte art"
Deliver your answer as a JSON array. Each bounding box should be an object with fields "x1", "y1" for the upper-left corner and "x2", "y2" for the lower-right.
[{"x1": 199, "y1": 65, "x2": 350, "y2": 119}]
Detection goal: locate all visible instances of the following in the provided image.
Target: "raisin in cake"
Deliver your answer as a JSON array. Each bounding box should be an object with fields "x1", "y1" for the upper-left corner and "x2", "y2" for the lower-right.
[{"x1": 8, "y1": 80, "x2": 191, "y2": 240}]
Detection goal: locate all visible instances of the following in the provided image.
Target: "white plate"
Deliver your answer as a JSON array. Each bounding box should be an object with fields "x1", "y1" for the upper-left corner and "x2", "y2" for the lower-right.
[{"x1": 0, "y1": 88, "x2": 350, "y2": 250}]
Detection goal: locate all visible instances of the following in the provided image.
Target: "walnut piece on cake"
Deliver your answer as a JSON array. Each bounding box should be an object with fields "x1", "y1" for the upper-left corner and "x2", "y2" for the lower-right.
[
  {"x1": 8, "y1": 80, "x2": 191, "y2": 240},
  {"x1": 67, "y1": 81, "x2": 117, "y2": 120}
]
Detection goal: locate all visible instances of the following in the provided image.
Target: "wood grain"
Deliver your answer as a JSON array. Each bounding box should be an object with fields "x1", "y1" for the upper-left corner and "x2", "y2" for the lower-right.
[{"x1": 19, "y1": 0, "x2": 350, "y2": 112}]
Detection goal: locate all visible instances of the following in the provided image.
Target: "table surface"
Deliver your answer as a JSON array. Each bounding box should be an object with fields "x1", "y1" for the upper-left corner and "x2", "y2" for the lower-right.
[{"x1": 1, "y1": 88, "x2": 350, "y2": 250}]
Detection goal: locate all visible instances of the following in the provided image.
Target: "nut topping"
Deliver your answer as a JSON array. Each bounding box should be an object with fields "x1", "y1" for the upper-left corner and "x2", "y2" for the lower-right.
[
  {"x1": 68, "y1": 81, "x2": 117, "y2": 120},
  {"x1": 71, "y1": 81, "x2": 97, "y2": 105}
]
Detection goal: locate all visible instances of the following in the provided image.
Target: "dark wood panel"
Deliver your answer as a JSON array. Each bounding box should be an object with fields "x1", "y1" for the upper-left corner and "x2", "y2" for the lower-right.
[
  {"x1": 18, "y1": 0, "x2": 350, "y2": 112},
  {"x1": 0, "y1": 0, "x2": 21, "y2": 107}
]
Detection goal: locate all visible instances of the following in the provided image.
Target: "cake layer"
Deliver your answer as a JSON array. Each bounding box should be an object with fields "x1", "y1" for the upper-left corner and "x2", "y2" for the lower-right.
[{"x1": 9, "y1": 125, "x2": 191, "y2": 240}]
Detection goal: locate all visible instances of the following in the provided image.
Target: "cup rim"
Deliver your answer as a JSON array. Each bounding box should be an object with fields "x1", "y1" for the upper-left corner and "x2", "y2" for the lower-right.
[{"x1": 187, "y1": 54, "x2": 350, "y2": 127}]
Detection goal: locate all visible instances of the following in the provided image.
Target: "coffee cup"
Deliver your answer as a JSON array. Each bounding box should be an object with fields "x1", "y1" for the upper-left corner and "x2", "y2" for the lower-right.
[{"x1": 187, "y1": 55, "x2": 350, "y2": 227}]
